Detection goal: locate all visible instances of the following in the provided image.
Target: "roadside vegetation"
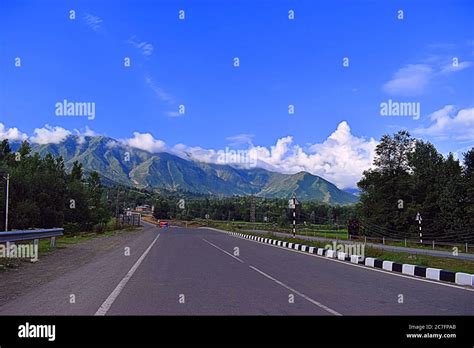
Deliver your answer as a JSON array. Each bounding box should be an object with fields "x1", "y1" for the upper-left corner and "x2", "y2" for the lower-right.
[{"x1": 0, "y1": 139, "x2": 111, "y2": 233}]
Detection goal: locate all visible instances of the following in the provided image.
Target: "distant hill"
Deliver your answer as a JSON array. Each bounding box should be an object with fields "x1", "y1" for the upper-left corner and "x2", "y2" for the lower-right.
[{"x1": 25, "y1": 135, "x2": 358, "y2": 204}]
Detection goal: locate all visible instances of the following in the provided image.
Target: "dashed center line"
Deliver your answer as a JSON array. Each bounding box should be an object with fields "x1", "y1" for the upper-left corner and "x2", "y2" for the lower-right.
[
  {"x1": 249, "y1": 265, "x2": 342, "y2": 316},
  {"x1": 201, "y1": 238, "x2": 244, "y2": 263},
  {"x1": 201, "y1": 236, "x2": 342, "y2": 316}
]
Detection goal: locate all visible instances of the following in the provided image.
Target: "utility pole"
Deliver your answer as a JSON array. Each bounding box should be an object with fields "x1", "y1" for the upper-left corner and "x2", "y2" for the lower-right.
[
  {"x1": 1, "y1": 172, "x2": 9, "y2": 232},
  {"x1": 250, "y1": 196, "x2": 256, "y2": 223},
  {"x1": 115, "y1": 187, "x2": 121, "y2": 228},
  {"x1": 416, "y1": 212, "x2": 422, "y2": 244}
]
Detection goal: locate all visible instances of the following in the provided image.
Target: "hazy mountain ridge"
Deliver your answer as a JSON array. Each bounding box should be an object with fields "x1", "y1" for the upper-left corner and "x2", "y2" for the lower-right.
[{"x1": 25, "y1": 135, "x2": 358, "y2": 204}]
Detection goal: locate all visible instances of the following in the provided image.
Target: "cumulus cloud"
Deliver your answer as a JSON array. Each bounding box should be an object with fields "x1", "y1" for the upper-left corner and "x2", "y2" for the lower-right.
[
  {"x1": 413, "y1": 105, "x2": 474, "y2": 140},
  {"x1": 244, "y1": 122, "x2": 377, "y2": 189},
  {"x1": 74, "y1": 126, "x2": 98, "y2": 144},
  {"x1": 383, "y1": 64, "x2": 433, "y2": 96},
  {"x1": 30, "y1": 125, "x2": 71, "y2": 144},
  {"x1": 121, "y1": 132, "x2": 166, "y2": 153},
  {"x1": 0, "y1": 123, "x2": 28, "y2": 141},
  {"x1": 171, "y1": 122, "x2": 377, "y2": 189},
  {"x1": 0, "y1": 121, "x2": 376, "y2": 188}
]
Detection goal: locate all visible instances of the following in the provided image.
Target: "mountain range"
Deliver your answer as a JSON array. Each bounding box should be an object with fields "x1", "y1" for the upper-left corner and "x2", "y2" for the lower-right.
[{"x1": 22, "y1": 135, "x2": 358, "y2": 204}]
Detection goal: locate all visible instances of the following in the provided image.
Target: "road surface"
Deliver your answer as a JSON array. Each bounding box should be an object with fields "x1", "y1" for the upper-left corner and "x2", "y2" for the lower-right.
[{"x1": 0, "y1": 222, "x2": 472, "y2": 315}]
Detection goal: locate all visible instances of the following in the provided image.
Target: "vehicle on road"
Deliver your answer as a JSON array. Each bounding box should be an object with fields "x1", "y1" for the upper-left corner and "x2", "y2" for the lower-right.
[{"x1": 158, "y1": 221, "x2": 169, "y2": 229}]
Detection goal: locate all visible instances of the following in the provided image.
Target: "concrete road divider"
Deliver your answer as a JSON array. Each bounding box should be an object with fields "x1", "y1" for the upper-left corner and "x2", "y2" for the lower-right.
[
  {"x1": 337, "y1": 252, "x2": 347, "y2": 260},
  {"x1": 365, "y1": 258, "x2": 375, "y2": 267},
  {"x1": 382, "y1": 261, "x2": 393, "y2": 271},
  {"x1": 455, "y1": 272, "x2": 474, "y2": 286},
  {"x1": 426, "y1": 268, "x2": 441, "y2": 280},
  {"x1": 402, "y1": 264, "x2": 415, "y2": 276}
]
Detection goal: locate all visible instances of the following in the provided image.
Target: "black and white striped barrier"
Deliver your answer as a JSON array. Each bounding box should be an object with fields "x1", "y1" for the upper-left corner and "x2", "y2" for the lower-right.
[{"x1": 224, "y1": 231, "x2": 474, "y2": 287}]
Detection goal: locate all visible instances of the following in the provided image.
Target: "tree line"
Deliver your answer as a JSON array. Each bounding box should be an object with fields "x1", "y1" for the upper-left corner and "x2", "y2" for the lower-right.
[
  {"x1": 357, "y1": 131, "x2": 474, "y2": 242},
  {"x1": 0, "y1": 139, "x2": 111, "y2": 232},
  {"x1": 152, "y1": 195, "x2": 358, "y2": 228}
]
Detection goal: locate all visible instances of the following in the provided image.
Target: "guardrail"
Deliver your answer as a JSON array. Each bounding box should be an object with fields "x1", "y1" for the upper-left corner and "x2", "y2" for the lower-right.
[
  {"x1": 349, "y1": 234, "x2": 473, "y2": 253},
  {"x1": 0, "y1": 228, "x2": 64, "y2": 247}
]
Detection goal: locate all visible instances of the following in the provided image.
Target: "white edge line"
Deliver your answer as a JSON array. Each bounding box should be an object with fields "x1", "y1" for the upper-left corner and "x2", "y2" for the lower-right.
[
  {"x1": 95, "y1": 234, "x2": 160, "y2": 315},
  {"x1": 201, "y1": 227, "x2": 474, "y2": 292}
]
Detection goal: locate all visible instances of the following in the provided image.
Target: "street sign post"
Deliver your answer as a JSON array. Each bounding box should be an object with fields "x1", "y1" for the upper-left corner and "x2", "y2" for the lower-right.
[
  {"x1": 415, "y1": 212, "x2": 422, "y2": 244},
  {"x1": 289, "y1": 194, "x2": 299, "y2": 237}
]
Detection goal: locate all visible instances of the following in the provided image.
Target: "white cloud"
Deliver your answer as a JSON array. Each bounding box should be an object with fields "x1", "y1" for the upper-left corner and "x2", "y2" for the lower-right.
[
  {"x1": 1, "y1": 121, "x2": 376, "y2": 188},
  {"x1": 121, "y1": 132, "x2": 166, "y2": 153},
  {"x1": 170, "y1": 144, "x2": 220, "y2": 162},
  {"x1": 226, "y1": 133, "x2": 254, "y2": 146},
  {"x1": 165, "y1": 111, "x2": 182, "y2": 117},
  {"x1": 0, "y1": 123, "x2": 28, "y2": 142},
  {"x1": 171, "y1": 122, "x2": 377, "y2": 189},
  {"x1": 383, "y1": 54, "x2": 473, "y2": 96},
  {"x1": 126, "y1": 36, "x2": 153, "y2": 57},
  {"x1": 74, "y1": 126, "x2": 97, "y2": 144},
  {"x1": 84, "y1": 13, "x2": 103, "y2": 32},
  {"x1": 413, "y1": 105, "x2": 474, "y2": 140},
  {"x1": 30, "y1": 125, "x2": 71, "y2": 144},
  {"x1": 440, "y1": 60, "x2": 473, "y2": 74},
  {"x1": 244, "y1": 122, "x2": 377, "y2": 189},
  {"x1": 145, "y1": 76, "x2": 174, "y2": 103},
  {"x1": 383, "y1": 64, "x2": 433, "y2": 96}
]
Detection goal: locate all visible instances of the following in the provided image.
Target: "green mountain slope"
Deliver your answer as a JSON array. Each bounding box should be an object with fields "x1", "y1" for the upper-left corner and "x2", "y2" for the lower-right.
[{"x1": 29, "y1": 135, "x2": 358, "y2": 204}]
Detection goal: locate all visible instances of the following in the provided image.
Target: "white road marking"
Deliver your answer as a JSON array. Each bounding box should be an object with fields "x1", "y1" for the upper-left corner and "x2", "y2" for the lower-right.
[
  {"x1": 249, "y1": 265, "x2": 342, "y2": 316},
  {"x1": 202, "y1": 227, "x2": 474, "y2": 292},
  {"x1": 201, "y1": 235, "x2": 341, "y2": 315},
  {"x1": 201, "y1": 238, "x2": 244, "y2": 263},
  {"x1": 95, "y1": 234, "x2": 160, "y2": 315}
]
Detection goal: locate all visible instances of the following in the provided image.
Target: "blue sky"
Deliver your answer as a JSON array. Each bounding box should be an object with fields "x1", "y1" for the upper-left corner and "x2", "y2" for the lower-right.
[{"x1": 1, "y1": 0, "x2": 473, "y2": 188}]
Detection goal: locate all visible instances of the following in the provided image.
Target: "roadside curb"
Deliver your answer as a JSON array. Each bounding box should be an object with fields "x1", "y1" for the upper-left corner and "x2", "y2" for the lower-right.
[{"x1": 204, "y1": 227, "x2": 474, "y2": 287}]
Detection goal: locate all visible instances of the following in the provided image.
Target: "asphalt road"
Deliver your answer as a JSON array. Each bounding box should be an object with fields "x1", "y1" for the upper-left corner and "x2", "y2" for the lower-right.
[{"x1": 1, "y1": 222, "x2": 473, "y2": 315}]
